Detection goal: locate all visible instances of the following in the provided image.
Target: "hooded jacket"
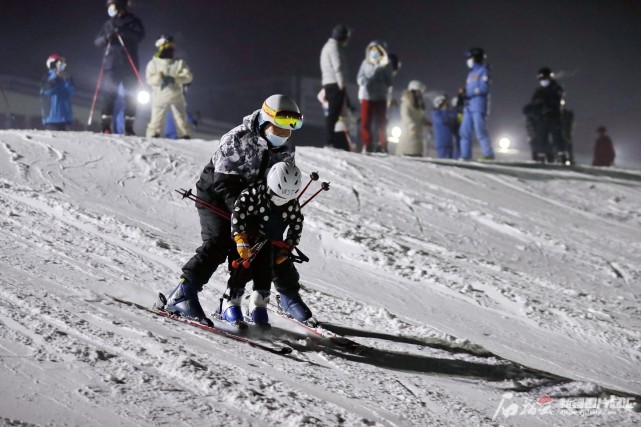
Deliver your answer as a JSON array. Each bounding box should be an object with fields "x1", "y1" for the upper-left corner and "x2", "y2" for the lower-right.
[{"x1": 356, "y1": 41, "x2": 393, "y2": 101}]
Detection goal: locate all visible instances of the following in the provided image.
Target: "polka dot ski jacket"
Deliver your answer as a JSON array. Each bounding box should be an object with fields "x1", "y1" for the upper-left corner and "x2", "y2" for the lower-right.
[{"x1": 231, "y1": 180, "x2": 304, "y2": 246}]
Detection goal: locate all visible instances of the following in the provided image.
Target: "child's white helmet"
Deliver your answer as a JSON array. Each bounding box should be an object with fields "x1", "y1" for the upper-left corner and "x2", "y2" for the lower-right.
[{"x1": 267, "y1": 162, "x2": 302, "y2": 206}]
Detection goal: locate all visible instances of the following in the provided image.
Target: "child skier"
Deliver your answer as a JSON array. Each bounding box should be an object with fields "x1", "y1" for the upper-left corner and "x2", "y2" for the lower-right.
[
  {"x1": 431, "y1": 95, "x2": 458, "y2": 159},
  {"x1": 219, "y1": 162, "x2": 307, "y2": 326},
  {"x1": 145, "y1": 35, "x2": 193, "y2": 139},
  {"x1": 40, "y1": 54, "x2": 76, "y2": 131}
]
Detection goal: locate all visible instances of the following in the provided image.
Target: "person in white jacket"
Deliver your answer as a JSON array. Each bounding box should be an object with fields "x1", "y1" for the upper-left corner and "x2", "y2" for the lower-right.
[
  {"x1": 145, "y1": 35, "x2": 193, "y2": 139},
  {"x1": 319, "y1": 24, "x2": 351, "y2": 149}
]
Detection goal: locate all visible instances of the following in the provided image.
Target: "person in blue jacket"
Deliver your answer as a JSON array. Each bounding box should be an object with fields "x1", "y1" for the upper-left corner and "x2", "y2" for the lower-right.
[
  {"x1": 40, "y1": 54, "x2": 76, "y2": 131},
  {"x1": 431, "y1": 95, "x2": 458, "y2": 159},
  {"x1": 459, "y1": 47, "x2": 494, "y2": 160}
]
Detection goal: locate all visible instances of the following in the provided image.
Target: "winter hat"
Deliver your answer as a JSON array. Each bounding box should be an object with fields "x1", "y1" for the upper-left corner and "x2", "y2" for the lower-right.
[
  {"x1": 407, "y1": 80, "x2": 425, "y2": 93},
  {"x1": 433, "y1": 95, "x2": 447, "y2": 109},
  {"x1": 537, "y1": 67, "x2": 554, "y2": 80},
  {"x1": 155, "y1": 34, "x2": 175, "y2": 58},
  {"x1": 46, "y1": 54, "x2": 63, "y2": 69},
  {"x1": 466, "y1": 47, "x2": 485, "y2": 63},
  {"x1": 331, "y1": 24, "x2": 350, "y2": 42},
  {"x1": 106, "y1": 0, "x2": 128, "y2": 10}
]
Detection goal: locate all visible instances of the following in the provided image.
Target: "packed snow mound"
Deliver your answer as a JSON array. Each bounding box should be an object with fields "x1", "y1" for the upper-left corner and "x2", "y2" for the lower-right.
[{"x1": 0, "y1": 130, "x2": 640, "y2": 426}]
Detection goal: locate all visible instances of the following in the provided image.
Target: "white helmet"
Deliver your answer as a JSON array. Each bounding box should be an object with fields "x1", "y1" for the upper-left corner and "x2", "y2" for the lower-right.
[
  {"x1": 267, "y1": 162, "x2": 302, "y2": 206},
  {"x1": 433, "y1": 95, "x2": 447, "y2": 108},
  {"x1": 408, "y1": 80, "x2": 425, "y2": 93},
  {"x1": 260, "y1": 94, "x2": 303, "y2": 131},
  {"x1": 46, "y1": 54, "x2": 64, "y2": 70}
]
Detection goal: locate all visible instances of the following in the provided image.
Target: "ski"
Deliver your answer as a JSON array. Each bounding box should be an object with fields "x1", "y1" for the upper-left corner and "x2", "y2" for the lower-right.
[
  {"x1": 268, "y1": 305, "x2": 366, "y2": 354},
  {"x1": 105, "y1": 294, "x2": 293, "y2": 355}
]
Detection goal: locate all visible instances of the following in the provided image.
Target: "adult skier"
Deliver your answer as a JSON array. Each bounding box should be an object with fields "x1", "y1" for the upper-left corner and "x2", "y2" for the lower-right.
[
  {"x1": 145, "y1": 35, "x2": 193, "y2": 139},
  {"x1": 459, "y1": 47, "x2": 494, "y2": 160},
  {"x1": 94, "y1": 0, "x2": 144, "y2": 135},
  {"x1": 320, "y1": 24, "x2": 351, "y2": 150},
  {"x1": 40, "y1": 54, "x2": 76, "y2": 131},
  {"x1": 525, "y1": 67, "x2": 567, "y2": 163},
  {"x1": 160, "y1": 95, "x2": 313, "y2": 326},
  {"x1": 219, "y1": 162, "x2": 306, "y2": 326}
]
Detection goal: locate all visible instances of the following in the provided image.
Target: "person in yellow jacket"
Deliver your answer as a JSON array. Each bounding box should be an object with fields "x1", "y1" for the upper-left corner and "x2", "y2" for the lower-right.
[{"x1": 145, "y1": 35, "x2": 193, "y2": 138}]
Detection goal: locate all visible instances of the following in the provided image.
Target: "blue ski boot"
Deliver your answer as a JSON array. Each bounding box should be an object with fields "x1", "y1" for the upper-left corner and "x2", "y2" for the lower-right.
[
  {"x1": 165, "y1": 278, "x2": 212, "y2": 326},
  {"x1": 220, "y1": 288, "x2": 245, "y2": 325},
  {"x1": 245, "y1": 290, "x2": 271, "y2": 326},
  {"x1": 278, "y1": 292, "x2": 313, "y2": 324}
]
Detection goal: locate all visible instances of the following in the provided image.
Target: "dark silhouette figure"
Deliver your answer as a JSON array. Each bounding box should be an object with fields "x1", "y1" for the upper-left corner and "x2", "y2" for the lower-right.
[{"x1": 592, "y1": 126, "x2": 615, "y2": 167}]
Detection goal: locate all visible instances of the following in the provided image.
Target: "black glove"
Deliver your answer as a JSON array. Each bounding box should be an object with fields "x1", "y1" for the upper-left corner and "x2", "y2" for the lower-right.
[{"x1": 161, "y1": 75, "x2": 176, "y2": 90}]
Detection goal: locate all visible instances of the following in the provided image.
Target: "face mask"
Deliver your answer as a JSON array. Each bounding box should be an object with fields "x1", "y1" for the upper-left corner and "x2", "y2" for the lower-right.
[
  {"x1": 466, "y1": 58, "x2": 475, "y2": 69},
  {"x1": 265, "y1": 132, "x2": 289, "y2": 147},
  {"x1": 108, "y1": 5, "x2": 118, "y2": 17},
  {"x1": 539, "y1": 79, "x2": 550, "y2": 87},
  {"x1": 270, "y1": 193, "x2": 290, "y2": 207},
  {"x1": 369, "y1": 50, "x2": 381, "y2": 61},
  {"x1": 57, "y1": 62, "x2": 66, "y2": 72}
]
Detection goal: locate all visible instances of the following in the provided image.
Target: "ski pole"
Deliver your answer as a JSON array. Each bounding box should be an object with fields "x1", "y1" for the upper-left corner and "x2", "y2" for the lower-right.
[
  {"x1": 271, "y1": 240, "x2": 309, "y2": 264},
  {"x1": 88, "y1": 39, "x2": 111, "y2": 126},
  {"x1": 297, "y1": 171, "x2": 319, "y2": 200},
  {"x1": 176, "y1": 188, "x2": 231, "y2": 220},
  {"x1": 300, "y1": 182, "x2": 330, "y2": 209},
  {"x1": 116, "y1": 33, "x2": 145, "y2": 86},
  {"x1": 231, "y1": 239, "x2": 268, "y2": 269}
]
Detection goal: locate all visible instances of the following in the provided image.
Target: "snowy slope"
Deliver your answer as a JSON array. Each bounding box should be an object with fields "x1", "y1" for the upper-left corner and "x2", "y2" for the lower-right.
[{"x1": 0, "y1": 130, "x2": 640, "y2": 426}]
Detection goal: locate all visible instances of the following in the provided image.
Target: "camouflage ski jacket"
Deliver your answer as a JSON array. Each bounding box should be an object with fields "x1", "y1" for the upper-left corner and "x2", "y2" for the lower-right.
[{"x1": 195, "y1": 110, "x2": 295, "y2": 213}]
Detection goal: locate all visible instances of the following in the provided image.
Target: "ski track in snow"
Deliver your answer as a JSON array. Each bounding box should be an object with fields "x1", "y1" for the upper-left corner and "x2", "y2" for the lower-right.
[{"x1": 0, "y1": 130, "x2": 640, "y2": 426}]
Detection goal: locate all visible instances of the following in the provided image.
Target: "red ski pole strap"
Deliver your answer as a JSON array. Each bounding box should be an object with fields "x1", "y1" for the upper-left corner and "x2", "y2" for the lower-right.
[{"x1": 175, "y1": 188, "x2": 231, "y2": 220}]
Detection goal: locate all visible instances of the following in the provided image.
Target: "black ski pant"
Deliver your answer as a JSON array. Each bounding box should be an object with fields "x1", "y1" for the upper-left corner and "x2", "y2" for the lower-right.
[
  {"x1": 534, "y1": 117, "x2": 565, "y2": 162},
  {"x1": 229, "y1": 247, "x2": 301, "y2": 296},
  {"x1": 100, "y1": 68, "x2": 138, "y2": 119},
  {"x1": 324, "y1": 83, "x2": 345, "y2": 148},
  {"x1": 181, "y1": 203, "x2": 235, "y2": 288}
]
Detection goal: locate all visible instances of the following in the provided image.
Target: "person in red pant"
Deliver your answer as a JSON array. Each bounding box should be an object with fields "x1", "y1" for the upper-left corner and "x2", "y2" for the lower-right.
[
  {"x1": 357, "y1": 40, "x2": 393, "y2": 153},
  {"x1": 592, "y1": 126, "x2": 615, "y2": 167}
]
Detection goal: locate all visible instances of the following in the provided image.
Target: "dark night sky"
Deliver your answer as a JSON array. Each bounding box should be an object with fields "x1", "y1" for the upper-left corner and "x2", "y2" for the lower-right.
[{"x1": 2, "y1": 0, "x2": 641, "y2": 158}]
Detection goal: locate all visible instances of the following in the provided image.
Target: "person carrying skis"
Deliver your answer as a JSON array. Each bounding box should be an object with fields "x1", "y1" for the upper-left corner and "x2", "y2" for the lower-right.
[
  {"x1": 40, "y1": 54, "x2": 76, "y2": 131},
  {"x1": 94, "y1": 0, "x2": 144, "y2": 135},
  {"x1": 218, "y1": 162, "x2": 306, "y2": 326},
  {"x1": 145, "y1": 35, "x2": 193, "y2": 139},
  {"x1": 161, "y1": 95, "x2": 313, "y2": 326},
  {"x1": 459, "y1": 47, "x2": 494, "y2": 161}
]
